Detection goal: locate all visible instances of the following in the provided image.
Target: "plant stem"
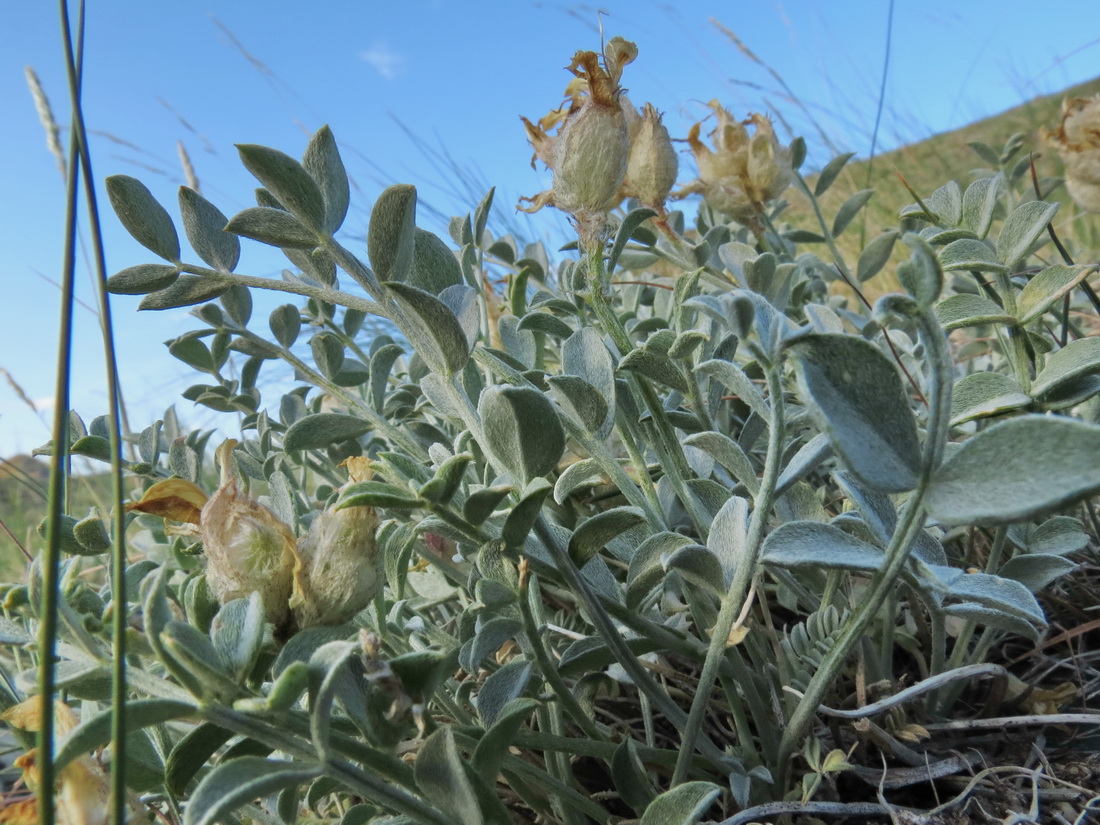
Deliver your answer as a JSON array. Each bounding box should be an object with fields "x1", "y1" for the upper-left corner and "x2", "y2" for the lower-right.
[
  {"x1": 773, "y1": 305, "x2": 953, "y2": 790},
  {"x1": 672, "y1": 359, "x2": 786, "y2": 786}
]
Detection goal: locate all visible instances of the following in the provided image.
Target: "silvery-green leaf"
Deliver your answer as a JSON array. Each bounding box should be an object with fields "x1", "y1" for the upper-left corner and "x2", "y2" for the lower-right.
[
  {"x1": 408, "y1": 228, "x2": 462, "y2": 294},
  {"x1": 683, "y1": 431, "x2": 758, "y2": 496},
  {"x1": 950, "y1": 372, "x2": 1031, "y2": 425},
  {"x1": 1017, "y1": 265, "x2": 1094, "y2": 325},
  {"x1": 415, "y1": 727, "x2": 485, "y2": 825},
  {"x1": 557, "y1": 635, "x2": 662, "y2": 678},
  {"x1": 554, "y1": 457, "x2": 605, "y2": 504},
  {"x1": 856, "y1": 230, "x2": 899, "y2": 283},
  {"x1": 310, "y1": 332, "x2": 345, "y2": 378},
  {"x1": 775, "y1": 433, "x2": 832, "y2": 497},
  {"x1": 639, "y1": 781, "x2": 721, "y2": 825},
  {"x1": 934, "y1": 294, "x2": 1013, "y2": 331},
  {"x1": 160, "y1": 621, "x2": 241, "y2": 700},
  {"x1": 138, "y1": 275, "x2": 229, "y2": 311},
  {"x1": 210, "y1": 593, "x2": 266, "y2": 683},
  {"x1": 107, "y1": 263, "x2": 180, "y2": 295},
  {"x1": 225, "y1": 206, "x2": 319, "y2": 249},
  {"x1": 922, "y1": 565, "x2": 1044, "y2": 623},
  {"x1": 184, "y1": 756, "x2": 323, "y2": 825},
  {"x1": 370, "y1": 342, "x2": 405, "y2": 411},
  {"x1": 501, "y1": 478, "x2": 552, "y2": 547},
  {"x1": 269, "y1": 304, "x2": 301, "y2": 348},
  {"x1": 788, "y1": 333, "x2": 921, "y2": 493},
  {"x1": 238, "y1": 143, "x2": 327, "y2": 233},
  {"x1": 962, "y1": 175, "x2": 1002, "y2": 238},
  {"x1": 220, "y1": 284, "x2": 251, "y2": 327},
  {"x1": 814, "y1": 152, "x2": 856, "y2": 196},
  {"x1": 106, "y1": 174, "x2": 181, "y2": 261},
  {"x1": 548, "y1": 375, "x2": 611, "y2": 439},
  {"x1": 937, "y1": 238, "x2": 1005, "y2": 273},
  {"x1": 471, "y1": 697, "x2": 538, "y2": 781},
  {"x1": 619, "y1": 347, "x2": 689, "y2": 393},
  {"x1": 696, "y1": 359, "x2": 770, "y2": 422},
  {"x1": 832, "y1": 188, "x2": 874, "y2": 237},
  {"x1": 927, "y1": 415, "x2": 1100, "y2": 525},
  {"x1": 55, "y1": 699, "x2": 196, "y2": 778},
  {"x1": 463, "y1": 485, "x2": 513, "y2": 527},
  {"x1": 284, "y1": 412, "x2": 370, "y2": 451},
  {"x1": 568, "y1": 506, "x2": 647, "y2": 568},
  {"x1": 368, "y1": 184, "x2": 417, "y2": 283},
  {"x1": 707, "y1": 495, "x2": 749, "y2": 583},
  {"x1": 387, "y1": 281, "x2": 470, "y2": 375},
  {"x1": 997, "y1": 200, "x2": 1058, "y2": 267},
  {"x1": 927, "y1": 180, "x2": 962, "y2": 226},
  {"x1": 1012, "y1": 516, "x2": 1090, "y2": 556},
  {"x1": 761, "y1": 521, "x2": 885, "y2": 572},
  {"x1": 473, "y1": 187, "x2": 494, "y2": 241},
  {"x1": 562, "y1": 327, "x2": 615, "y2": 400},
  {"x1": 302, "y1": 125, "x2": 350, "y2": 234},
  {"x1": 498, "y1": 315, "x2": 535, "y2": 368},
  {"x1": 999, "y1": 555, "x2": 1078, "y2": 592},
  {"x1": 179, "y1": 186, "x2": 240, "y2": 272},
  {"x1": 420, "y1": 453, "x2": 473, "y2": 505},
  {"x1": 626, "y1": 532, "x2": 699, "y2": 608},
  {"x1": 517, "y1": 311, "x2": 574, "y2": 339},
  {"x1": 664, "y1": 544, "x2": 725, "y2": 596},
  {"x1": 608, "y1": 207, "x2": 658, "y2": 273},
  {"x1": 943, "y1": 603, "x2": 1040, "y2": 642},
  {"x1": 476, "y1": 660, "x2": 532, "y2": 726},
  {"x1": 833, "y1": 471, "x2": 896, "y2": 543},
  {"x1": 611, "y1": 738, "x2": 657, "y2": 814},
  {"x1": 1030, "y1": 337, "x2": 1100, "y2": 399},
  {"x1": 479, "y1": 386, "x2": 564, "y2": 485}
]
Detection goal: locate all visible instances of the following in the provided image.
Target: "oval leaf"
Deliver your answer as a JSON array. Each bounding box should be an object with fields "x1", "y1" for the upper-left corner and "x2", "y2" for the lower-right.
[
  {"x1": 106, "y1": 174, "x2": 180, "y2": 261},
  {"x1": 762, "y1": 520, "x2": 885, "y2": 572},
  {"x1": 284, "y1": 412, "x2": 371, "y2": 451},
  {"x1": 478, "y1": 386, "x2": 564, "y2": 485},
  {"x1": 639, "y1": 781, "x2": 721, "y2": 825},
  {"x1": 179, "y1": 186, "x2": 240, "y2": 272},
  {"x1": 238, "y1": 143, "x2": 327, "y2": 232},
  {"x1": 787, "y1": 333, "x2": 921, "y2": 493},
  {"x1": 225, "y1": 206, "x2": 319, "y2": 249},
  {"x1": 927, "y1": 415, "x2": 1100, "y2": 525},
  {"x1": 107, "y1": 263, "x2": 180, "y2": 295},
  {"x1": 387, "y1": 281, "x2": 471, "y2": 375},
  {"x1": 184, "y1": 756, "x2": 323, "y2": 825}
]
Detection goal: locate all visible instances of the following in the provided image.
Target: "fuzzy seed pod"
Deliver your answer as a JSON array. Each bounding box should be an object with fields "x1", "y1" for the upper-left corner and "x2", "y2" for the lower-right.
[
  {"x1": 290, "y1": 457, "x2": 381, "y2": 629},
  {"x1": 675, "y1": 101, "x2": 793, "y2": 223},
  {"x1": 201, "y1": 440, "x2": 299, "y2": 628},
  {"x1": 520, "y1": 39, "x2": 636, "y2": 249},
  {"x1": 1044, "y1": 96, "x2": 1100, "y2": 212},
  {"x1": 622, "y1": 102, "x2": 678, "y2": 211}
]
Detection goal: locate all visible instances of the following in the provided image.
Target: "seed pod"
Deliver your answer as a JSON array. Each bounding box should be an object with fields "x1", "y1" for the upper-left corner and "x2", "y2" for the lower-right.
[
  {"x1": 622, "y1": 102, "x2": 678, "y2": 211},
  {"x1": 290, "y1": 456, "x2": 381, "y2": 629},
  {"x1": 200, "y1": 440, "x2": 298, "y2": 627},
  {"x1": 1044, "y1": 96, "x2": 1100, "y2": 212},
  {"x1": 675, "y1": 101, "x2": 793, "y2": 223},
  {"x1": 519, "y1": 40, "x2": 636, "y2": 249}
]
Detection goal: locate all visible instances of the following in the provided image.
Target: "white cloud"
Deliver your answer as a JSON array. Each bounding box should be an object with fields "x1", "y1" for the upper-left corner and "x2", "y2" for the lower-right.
[{"x1": 360, "y1": 41, "x2": 407, "y2": 80}]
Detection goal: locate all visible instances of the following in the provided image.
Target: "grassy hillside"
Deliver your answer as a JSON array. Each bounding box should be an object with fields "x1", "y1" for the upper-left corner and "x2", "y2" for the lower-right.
[{"x1": 789, "y1": 75, "x2": 1100, "y2": 272}]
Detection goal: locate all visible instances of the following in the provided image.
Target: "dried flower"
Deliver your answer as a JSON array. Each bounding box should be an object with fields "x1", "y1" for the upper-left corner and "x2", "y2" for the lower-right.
[
  {"x1": 290, "y1": 457, "x2": 381, "y2": 629},
  {"x1": 675, "y1": 101, "x2": 793, "y2": 224},
  {"x1": 1044, "y1": 96, "x2": 1100, "y2": 212},
  {"x1": 200, "y1": 440, "x2": 299, "y2": 628},
  {"x1": 1, "y1": 699, "x2": 149, "y2": 824},
  {"x1": 519, "y1": 38, "x2": 636, "y2": 249}
]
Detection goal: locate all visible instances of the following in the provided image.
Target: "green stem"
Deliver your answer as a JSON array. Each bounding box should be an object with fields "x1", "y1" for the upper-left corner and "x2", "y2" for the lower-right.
[
  {"x1": 672, "y1": 360, "x2": 786, "y2": 786},
  {"x1": 793, "y1": 171, "x2": 854, "y2": 280},
  {"x1": 180, "y1": 263, "x2": 387, "y2": 319},
  {"x1": 520, "y1": 574, "x2": 607, "y2": 742}
]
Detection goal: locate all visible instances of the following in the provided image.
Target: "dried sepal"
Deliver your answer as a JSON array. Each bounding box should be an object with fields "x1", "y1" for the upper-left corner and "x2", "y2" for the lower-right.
[
  {"x1": 621, "y1": 102, "x2": 679, "y2": 212},
  {"x1": 1044, "y1": 96, "x2": 1100, "y2": 211}
]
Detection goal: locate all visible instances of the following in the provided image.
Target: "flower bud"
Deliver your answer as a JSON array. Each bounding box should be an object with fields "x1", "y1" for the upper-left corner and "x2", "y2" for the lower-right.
[
  {"x1": 1044, "y1": 96, "x2": 1100, "y2": 212},
  {"x1": 290, "y1": 456, "x2": 381, "y2": 629},
  {"x1": 675, "y1": 101, "x2": 793, "y2": 223},
  {"x1": 621, "y1": 102, "x2": 678, "y2": 211},
  {"x1": 200, "y1": 440, "x2": 298, "y2": 628}
]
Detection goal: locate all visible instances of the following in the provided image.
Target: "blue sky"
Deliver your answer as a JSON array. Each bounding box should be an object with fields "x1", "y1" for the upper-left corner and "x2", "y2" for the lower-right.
[{"x1": 2, "y1": 0, "x2": 1098, "y2": 460}]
